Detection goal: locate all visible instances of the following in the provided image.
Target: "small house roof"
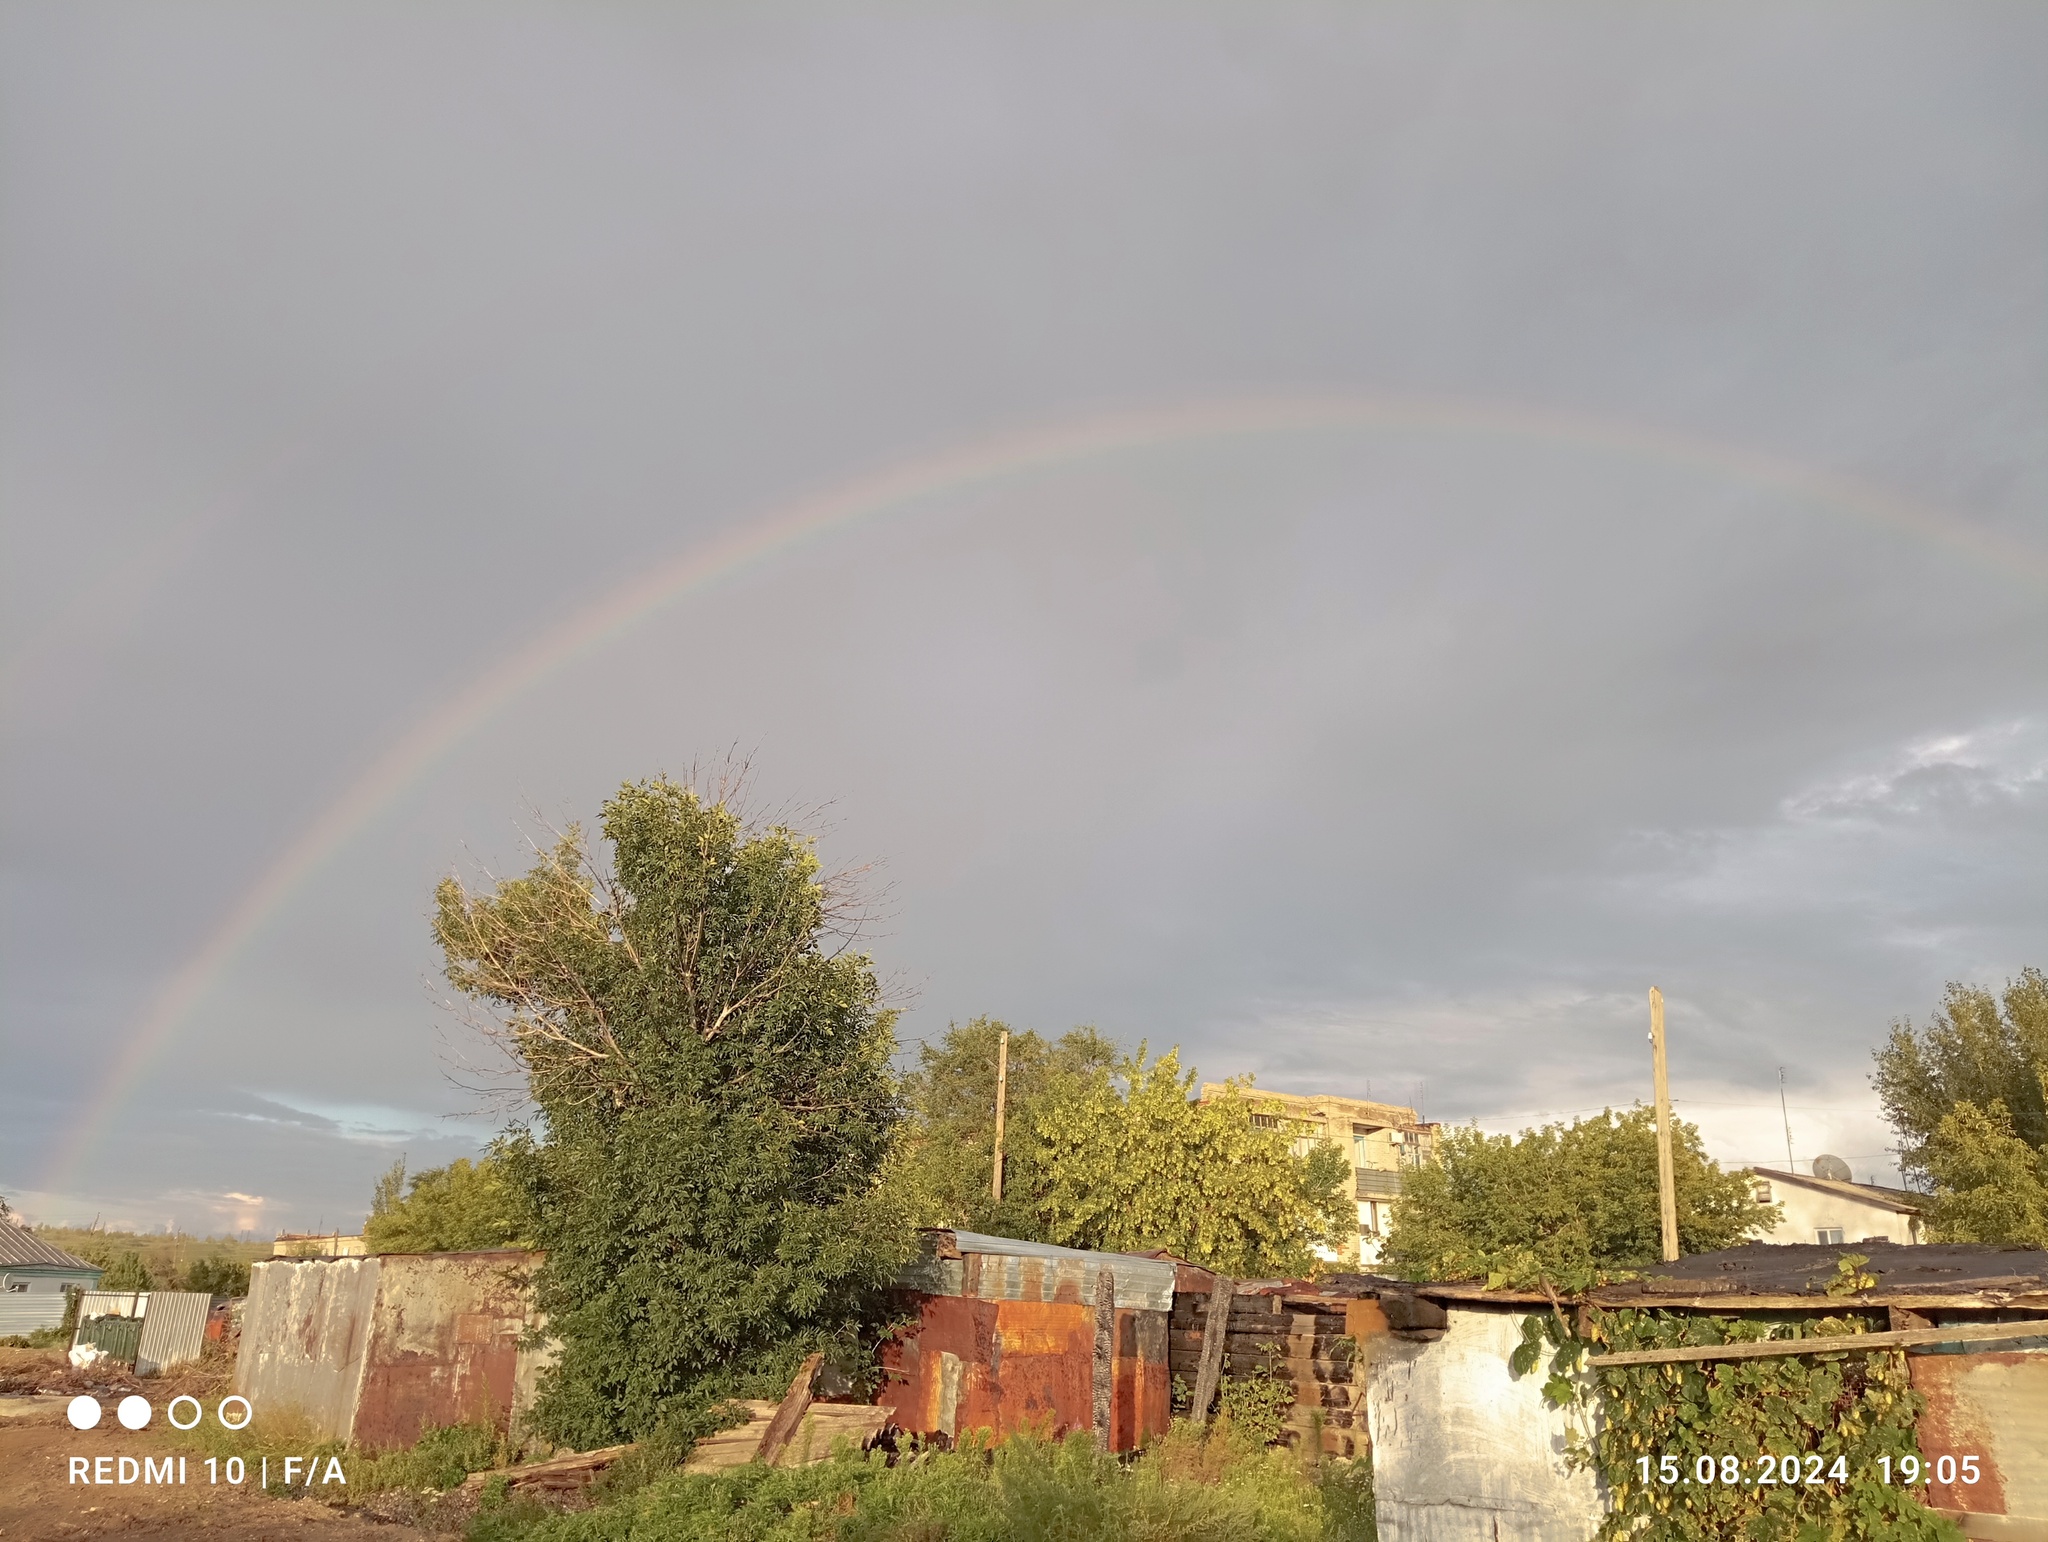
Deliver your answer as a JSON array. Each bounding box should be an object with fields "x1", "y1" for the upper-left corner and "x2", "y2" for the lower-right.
[
  {"x1": 0, "y1": 1225, "x2": 101, "y2": 1272},
  {"x1": 1749, "y1": 1166, "x2": 1923, "y2": 1212}
]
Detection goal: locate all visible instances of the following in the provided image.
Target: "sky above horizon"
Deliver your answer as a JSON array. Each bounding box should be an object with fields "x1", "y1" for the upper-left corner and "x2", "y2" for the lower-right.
[{"x1": 4, "y1": 2, "x2": 2045, "y2": 1236}]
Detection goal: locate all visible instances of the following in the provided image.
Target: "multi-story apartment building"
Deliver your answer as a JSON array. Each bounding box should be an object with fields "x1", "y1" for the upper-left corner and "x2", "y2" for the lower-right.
[{"x1": 1198, "y1": 1084, "x2": 1438, "y2": 1267}]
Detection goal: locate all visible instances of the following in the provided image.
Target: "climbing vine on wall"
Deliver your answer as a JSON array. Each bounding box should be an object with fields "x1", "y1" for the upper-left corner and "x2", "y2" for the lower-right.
[{"x1": 1512, "y1": 1296, "x2": 1964, "y2": 1542}]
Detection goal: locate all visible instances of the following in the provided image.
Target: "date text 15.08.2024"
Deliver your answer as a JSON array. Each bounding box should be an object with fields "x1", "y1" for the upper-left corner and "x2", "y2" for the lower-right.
[{"x1": 1638, "y1": 1454, "x2": 1978, "y2": 1488}]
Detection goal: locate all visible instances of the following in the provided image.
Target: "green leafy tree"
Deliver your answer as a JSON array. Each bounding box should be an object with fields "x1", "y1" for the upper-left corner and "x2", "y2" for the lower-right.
[
  {"x1": 1032, "y1": 1047, "x2": 1352, "y2": 1276},
  {"x1": 435, "y1": 777, "x2": 911, "y2": 1447},
  {"x1": 178, "y1": 1254, "x2": 252, "y2": 1296},
  {"x1": 1917, "y1": 1096, "x2": 2048, "y2": 1246},
  {"x1": 99, "y1": 1252, "x2": 152, "y2": 1291},
  {"x1": 1382, "y1": 1108, "x2": 1777, "y2": 1288},
  {"x1": 362, "y1": 1156, "x2": 534, "y2": 1254},
  {"x1": 890, "y1": 1016, "x2": 1118, "y2": 1240},
  {"x1": 1874, "y1": 968, "x2": 2048, "y2": 1180}
]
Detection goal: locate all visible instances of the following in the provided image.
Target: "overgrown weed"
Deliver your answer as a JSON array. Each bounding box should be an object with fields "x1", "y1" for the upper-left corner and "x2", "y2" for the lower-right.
[{"x1": 465, "y1": 1423, "x2": 1375, "y2": 1542}]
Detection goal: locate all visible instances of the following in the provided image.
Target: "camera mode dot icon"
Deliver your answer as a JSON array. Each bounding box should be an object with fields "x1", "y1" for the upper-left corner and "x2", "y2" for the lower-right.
[
  {"x1": 66, "y1": 1396, "x2": 101, "y2": 1430},
  {"x1": 117, "y1": 1395, "x2": 152, "y2": 1430}
]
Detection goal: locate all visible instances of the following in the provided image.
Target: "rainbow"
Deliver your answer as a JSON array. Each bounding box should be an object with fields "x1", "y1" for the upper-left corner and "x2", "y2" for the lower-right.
[{"x1": 36, "y1": 391, "x2": 2047, "y2": 1201}]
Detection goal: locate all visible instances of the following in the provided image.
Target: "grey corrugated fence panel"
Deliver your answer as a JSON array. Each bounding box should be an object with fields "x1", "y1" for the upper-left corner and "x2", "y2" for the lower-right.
[
  {"x1": 76, "y1": 1291, "x2": 146, "y2": 1321},
  {"x1": 234, "y1": 1258, "x2": 381, "y2": 1443},
  {"x1": 907, "y1": 1231, "x2": 1178, "y2": 1312},
  {"x1": 136, "y1": 1290, "x2": 211, "y2": 1374}
]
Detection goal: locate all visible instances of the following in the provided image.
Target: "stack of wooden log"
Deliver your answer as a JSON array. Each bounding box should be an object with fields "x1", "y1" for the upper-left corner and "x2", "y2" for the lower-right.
[
  {"x1": 682, "y1": 1400, "x2": 892, "y2": 1473},
  {"x1": 1167, "y1": 1288, "x2": 1371, "y2": 1457}
]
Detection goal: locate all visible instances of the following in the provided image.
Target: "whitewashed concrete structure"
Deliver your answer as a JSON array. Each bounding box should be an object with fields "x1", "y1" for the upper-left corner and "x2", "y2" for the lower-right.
[{"x1": 1366, "y1": 1304, "x2": 1605, "y2": 1542}]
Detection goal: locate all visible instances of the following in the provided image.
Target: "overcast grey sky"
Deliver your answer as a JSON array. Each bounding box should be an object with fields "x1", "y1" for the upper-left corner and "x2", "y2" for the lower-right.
[{"x1": 3, "y1": 2, "x2": 2044, "y2": 1235}]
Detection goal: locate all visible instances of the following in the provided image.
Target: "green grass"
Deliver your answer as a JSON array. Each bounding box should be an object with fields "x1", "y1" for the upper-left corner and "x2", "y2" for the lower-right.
[{"x1": 468, "y1": 1423, "x2": 1375, "y2": 1542}]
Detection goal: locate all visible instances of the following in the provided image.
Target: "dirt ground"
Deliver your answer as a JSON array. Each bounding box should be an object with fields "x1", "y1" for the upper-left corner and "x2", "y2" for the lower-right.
[{"x1": 0, "y1": 1351, "x2": 417, "y2": 1542}]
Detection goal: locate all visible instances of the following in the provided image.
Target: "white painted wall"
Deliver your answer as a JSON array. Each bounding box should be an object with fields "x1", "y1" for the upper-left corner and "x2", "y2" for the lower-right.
[
  {"x1": 1367, "y1": 1305, "x2": 1606, "y2": 1542},
  {"x1": 1752, "y1": 1178, "x2": 1923, "y2": 1246}
]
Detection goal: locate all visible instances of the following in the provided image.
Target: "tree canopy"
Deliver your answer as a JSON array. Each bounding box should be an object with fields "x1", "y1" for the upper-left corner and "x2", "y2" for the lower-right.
[
  {"x1": 1031, "y1": 1048, "x2": 1353, "y2": 1277},
  {"x1": 1915, "y1": 1097, "x2": 2048, "y2": 1247},
  {"x1": 363, "y1": 1156, "x2": 534, "y2": 1254},
  {"x1": 1381, "y1": 1108, "x2": 1778, "y2": 1288},
  {"x1": 890, "y1": 1016, "x2": 1117, "y2": 1240},
  {"x1": 435, "y1": 778, "x2": 910, "y2": 1446},
  {"x1": 1873, "y1": 969, "x2": 2048, "y2": 1181}
]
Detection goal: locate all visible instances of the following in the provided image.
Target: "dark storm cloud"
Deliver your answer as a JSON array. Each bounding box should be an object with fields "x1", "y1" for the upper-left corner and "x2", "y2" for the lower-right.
[{"x1": 3, "y1": 2, "x2": 2044, "y2": 1226}]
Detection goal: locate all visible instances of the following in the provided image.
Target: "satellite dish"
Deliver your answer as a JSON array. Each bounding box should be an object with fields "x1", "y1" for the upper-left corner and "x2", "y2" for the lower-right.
[{"x1": 1811, "y1": 1154, "x2": 1852, "y2": 1182}]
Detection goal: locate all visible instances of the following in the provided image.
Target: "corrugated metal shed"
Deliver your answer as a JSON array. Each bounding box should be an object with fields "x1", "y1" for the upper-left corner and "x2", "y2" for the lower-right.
[
  {"x1": 902, "y1": 1230, "x2": 1178, "y2": 1312},
  {"x1": 881, "y1": 1230, "x2": 1174, "y2": 1452}
]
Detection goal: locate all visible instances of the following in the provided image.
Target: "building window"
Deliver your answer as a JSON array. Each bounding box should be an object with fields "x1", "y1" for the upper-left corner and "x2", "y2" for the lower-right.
[
  {"x1": 1752, "y1": 1180, "x2": 1773, "y2": 1204},
  {"x1": 1250, "y1": 1113, "x2": 1279, "y2": 1130},
  {"x1": 4, "y1": 1282, "x2": 26, "y2": 1293},
  {"x1": 1816, "y1": 1227, "x2": 1845, "y2": 1246}
]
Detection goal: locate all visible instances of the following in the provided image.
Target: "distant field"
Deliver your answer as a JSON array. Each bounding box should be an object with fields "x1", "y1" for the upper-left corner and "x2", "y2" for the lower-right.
[{"x1": 35, "y1": 1227, "x2": 271, "y2": 1285}]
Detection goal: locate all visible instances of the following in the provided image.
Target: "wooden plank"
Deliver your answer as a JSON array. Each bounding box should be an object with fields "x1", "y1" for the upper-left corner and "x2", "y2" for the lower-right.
[
  {"x1": 753, "y1": 1352, "x2": 824, "y2": 1467},
  {"x1": 1092, "y1": 1266, "x2": 1114, "y2": 1449},
  {"x1": 1590, "y1": 1320, "x2": 2048, "y2": 1368},
  {"x1": 770, "y1": 1405, "x2": 890, "y2": 1467},
  {"x1": 1188, "y1": 1276, "x2": 1235, "y2": 1427},
  {"x1": 459, "y1": 1443, "x2": 635, "y2": 1495}
]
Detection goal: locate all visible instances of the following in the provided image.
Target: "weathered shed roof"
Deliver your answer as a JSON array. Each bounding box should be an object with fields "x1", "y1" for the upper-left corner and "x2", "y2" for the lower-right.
[
  {"x1": 1606, "y1": 1240, "x2": 2048, "y2": 1303},
  {"x1": 900, "y1": 1229, "x2": 1179, "y2": 1312},
  {"x1": 1313, "y1": 1242, "x2": 2048, "y2": 1313},
  {"x1": 0, "y1": 1226, "x2": 100, "y2": 1272}
]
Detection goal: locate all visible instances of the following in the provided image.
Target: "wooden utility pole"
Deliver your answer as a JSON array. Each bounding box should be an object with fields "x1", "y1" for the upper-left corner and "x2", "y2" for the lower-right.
[
  {"x1": 1650, "y1": 986, "x2": 1679, "y2": 1262},
  {"x1": 991, "y1": 1028, "x2": 1010, "y2": 1203}
]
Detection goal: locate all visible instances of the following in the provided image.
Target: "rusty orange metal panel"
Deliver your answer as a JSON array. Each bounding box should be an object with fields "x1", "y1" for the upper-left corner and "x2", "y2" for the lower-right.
[
  {"x1": 880, "y1": 1294, "x2": 1097, "y2": 1445},
  {"x1": 1110, "y1": 1309, "x2": 1171, "y2": 1451},
  {"x1": 349, "y1": 1252, "x2": 541, "y2": 1451},
  {"x1": 1911, "y1": 1347, "x2": 2048, "y2": 1523},
  {"x1": 879, "y1": 1293, "x2": 1170, "y2": 1452}
]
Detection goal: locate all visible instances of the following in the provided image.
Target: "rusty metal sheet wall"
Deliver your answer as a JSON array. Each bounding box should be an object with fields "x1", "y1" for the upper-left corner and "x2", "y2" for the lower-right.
[
  {"x1": 235, "y1": 1258, "x2": 381, "y2": 1442},
  {"x1": 879, "y1": 1293, "x2": 1170, "y2": 1452},
  {"x1": 1912, "y1": 1346, "x2": 2048, "y2": 1528},
  {"x1": 135, "y1": 1290, "x2": 211, "y2": 1375},
  {"x1": 350, "y1": 1251, "x2": 541, "y2": 1451},
  {"x1": 1109, "y1": 1308, "x2": 1170, "y2": 1451}
]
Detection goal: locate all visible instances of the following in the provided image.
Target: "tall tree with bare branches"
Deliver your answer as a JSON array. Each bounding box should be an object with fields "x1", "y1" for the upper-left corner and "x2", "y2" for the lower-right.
[{"x1": 435, "y1": 776, "x2": 909, "y2": 1446}]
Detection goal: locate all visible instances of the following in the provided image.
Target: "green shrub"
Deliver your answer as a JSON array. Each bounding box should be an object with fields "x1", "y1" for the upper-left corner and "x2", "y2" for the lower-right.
[
  {"x1": 1215, "y1": 1371, "x2": 1298, "y2": 1447},
  {"x1": 180, "y1": 1253, "x2": 252, "y2": 1296}
]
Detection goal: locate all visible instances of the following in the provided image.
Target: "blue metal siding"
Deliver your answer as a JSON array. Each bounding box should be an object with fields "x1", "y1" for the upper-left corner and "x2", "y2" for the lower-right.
[{"x1": 0, "y1": 1269, "x2": 97, "y2": 1336}]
